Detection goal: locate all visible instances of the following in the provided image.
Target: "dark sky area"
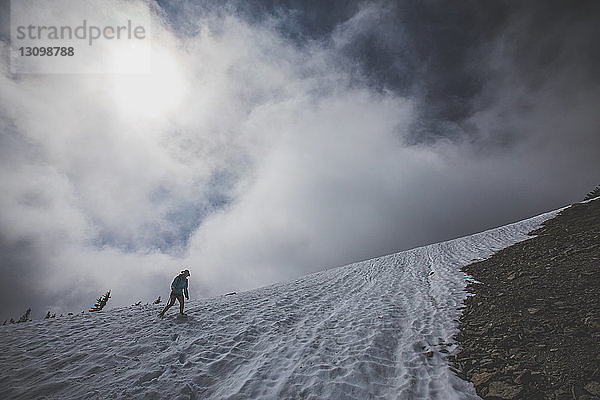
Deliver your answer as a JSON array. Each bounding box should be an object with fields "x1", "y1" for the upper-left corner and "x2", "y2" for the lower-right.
[
  {"x1": 158, "y1": 0, "x2": 600, "y2": 143},
  {"x1": 0, "y1": 0, "x2": 599, "y2": 320}
]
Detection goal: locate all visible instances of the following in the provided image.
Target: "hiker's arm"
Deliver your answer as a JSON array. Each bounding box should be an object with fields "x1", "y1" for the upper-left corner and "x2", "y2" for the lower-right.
[{"x1": 184, "y1": 282, "x2": 189, "y2": 299}]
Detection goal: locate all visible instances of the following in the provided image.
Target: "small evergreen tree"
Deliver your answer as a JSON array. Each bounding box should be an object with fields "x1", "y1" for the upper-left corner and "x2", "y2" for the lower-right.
[
  {"x1": 45, "y1": 311, "x2": 51, "y2": 319},
  {"x1": 18, "y1": 308, "x2": 32, "y2": 323},
  {"x1": 584, "y1": 184, "x2": 600, "y2": 201},
  {"x1": 89, "y1": 290, "x2": 111, "y2": 312},
  {"x1": 153, "y1": 296, "x2": 161, "y2": 304}
]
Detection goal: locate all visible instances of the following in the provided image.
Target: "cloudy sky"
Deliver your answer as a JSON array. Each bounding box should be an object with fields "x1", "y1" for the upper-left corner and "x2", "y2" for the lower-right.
[{"x1": 0, "y1": 0, "x2": 599, "y2": 320}]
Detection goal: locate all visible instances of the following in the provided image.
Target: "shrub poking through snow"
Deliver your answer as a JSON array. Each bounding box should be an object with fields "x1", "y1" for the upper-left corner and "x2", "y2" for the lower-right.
[
  {"x1": 18, "y1": 308, "x2": 32, "y2": 323},
  {"x1": 45, "y1": 311, "x2": 56, "y2": 319},
  {"x1": 153, "y1": 296, "x2": 161, "y2": 304},
  {"x1": 89, "y1": 291, "x2": 111, "y2": 312},
  {"x1": 585, "y1": 184, "x2": 600, "y2": 201}
]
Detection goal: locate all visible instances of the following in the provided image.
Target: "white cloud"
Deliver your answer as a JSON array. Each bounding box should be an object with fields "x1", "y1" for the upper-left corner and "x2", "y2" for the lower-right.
[{"x1": 1, "y1": 0, "x2": 598, "y2": 319}]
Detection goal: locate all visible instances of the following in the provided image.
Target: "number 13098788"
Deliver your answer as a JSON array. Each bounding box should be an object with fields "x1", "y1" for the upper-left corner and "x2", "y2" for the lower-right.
[{"x1": 19, "y1": 47, "x2": 74, "y2": 56}]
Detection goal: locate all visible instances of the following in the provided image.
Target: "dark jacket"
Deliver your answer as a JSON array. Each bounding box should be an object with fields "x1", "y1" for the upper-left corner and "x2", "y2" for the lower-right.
[{"x1": 171, "y1": 274, "x2": 189, "y2": 298}]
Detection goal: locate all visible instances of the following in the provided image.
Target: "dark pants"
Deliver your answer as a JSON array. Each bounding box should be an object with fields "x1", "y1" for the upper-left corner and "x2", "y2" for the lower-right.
[{"x1": 160, "y1": 292, "x2": 185, "y2": 315}]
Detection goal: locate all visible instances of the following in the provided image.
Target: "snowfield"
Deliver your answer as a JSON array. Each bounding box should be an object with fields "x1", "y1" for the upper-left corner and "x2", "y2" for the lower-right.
[{"x1": 0, "y1": 210, "x2": 559, "y2": 400}]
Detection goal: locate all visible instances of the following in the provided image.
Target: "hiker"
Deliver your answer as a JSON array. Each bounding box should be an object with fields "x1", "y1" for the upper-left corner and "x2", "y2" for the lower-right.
[{"x1": 159, "y1": 269, "x2": 190, "y2": 317}]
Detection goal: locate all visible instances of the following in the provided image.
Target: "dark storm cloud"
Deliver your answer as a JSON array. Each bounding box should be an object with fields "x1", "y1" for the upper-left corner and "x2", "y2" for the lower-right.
[
  {"x1": 156, "y1": 0, "x2": 600, "y2": 145},
  {"x1": 167, "y1": 0, "x2": 510, "y2": 140},
  {"x1": 0, "y1": 0, "x2": 599, "y2": 320},
  {"x1": 321, "y1": 0, "x2": 600, "y2": 145}
]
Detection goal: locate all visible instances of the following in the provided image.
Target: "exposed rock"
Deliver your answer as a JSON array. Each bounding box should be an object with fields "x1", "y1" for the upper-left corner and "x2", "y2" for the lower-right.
[
  {"x1": 514, "y1": 370, "x2": 531, "y2": 385},
  {"x1": 487, "y1": 381, "x2": 522, "y2": 399},
  {"x1": 472, "y1": 371, "x2": 494, "y2": 386},
  {"x1": 584, "y1": 317, "x2": 600, "y2": 331},
  {"x1": 585, "y1": 381, "x2": 600, "y2": 396},
  {"x1": 453, "y1": 198, "x2": 600, "y2": 399}
]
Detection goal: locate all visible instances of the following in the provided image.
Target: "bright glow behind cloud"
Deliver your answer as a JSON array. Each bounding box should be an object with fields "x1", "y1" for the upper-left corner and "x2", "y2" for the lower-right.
[{"x1": 108, "y1": 40, "x2": 188, "y2": 118}]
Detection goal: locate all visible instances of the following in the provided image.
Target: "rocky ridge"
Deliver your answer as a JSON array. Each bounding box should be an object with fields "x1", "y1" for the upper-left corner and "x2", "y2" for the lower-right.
[{"x1": 453, "y1": 198, "x2": 600, "y2": 399}]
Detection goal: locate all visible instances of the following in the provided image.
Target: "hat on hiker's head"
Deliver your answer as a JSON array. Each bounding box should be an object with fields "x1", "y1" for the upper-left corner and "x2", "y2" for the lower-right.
[{"x1": 181, "y1": 269, "x2": 190, "y2": 276}]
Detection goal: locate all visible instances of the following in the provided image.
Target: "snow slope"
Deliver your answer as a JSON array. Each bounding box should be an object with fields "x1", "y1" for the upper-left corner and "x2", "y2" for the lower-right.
[{"x1": 0, "y1": 209, "x2": 559, "y2": 400}]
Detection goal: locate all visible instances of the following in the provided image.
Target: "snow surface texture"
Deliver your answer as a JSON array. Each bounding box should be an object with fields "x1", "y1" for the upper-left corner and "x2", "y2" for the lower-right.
[{"x1": 0, "y1": 210, "x2": 559, "y2": 400}]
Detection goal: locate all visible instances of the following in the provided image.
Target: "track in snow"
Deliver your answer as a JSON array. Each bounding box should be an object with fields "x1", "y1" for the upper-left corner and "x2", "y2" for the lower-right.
[{"x1": 0, "y1": 210, "x2": 559, "y2": 400}]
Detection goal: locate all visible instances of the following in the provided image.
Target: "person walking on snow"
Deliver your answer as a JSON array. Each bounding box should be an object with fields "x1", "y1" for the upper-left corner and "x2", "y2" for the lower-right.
[{"x1": 159, "y1": 269, "x2": 190, "y2": 317}]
